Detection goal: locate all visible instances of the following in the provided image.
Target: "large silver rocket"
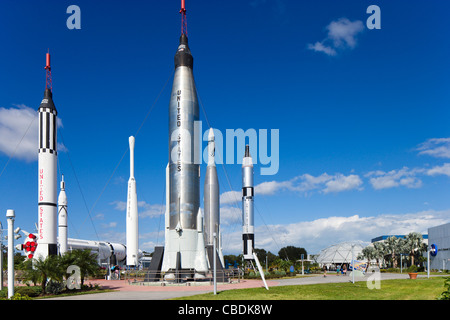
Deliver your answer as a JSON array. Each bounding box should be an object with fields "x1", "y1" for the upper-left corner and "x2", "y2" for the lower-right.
[{"x1": 161, "y1": 32, "x2": 208, "y2": 276}]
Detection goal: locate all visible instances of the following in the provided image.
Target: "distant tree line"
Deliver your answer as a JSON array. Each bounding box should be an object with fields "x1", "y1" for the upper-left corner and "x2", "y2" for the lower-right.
[
  {"x1": 358, "y1": 232, "x2": 428, "y2": 269},
  {"x1": 224, "y1": 245, "x2": 310, "y2": 272}
]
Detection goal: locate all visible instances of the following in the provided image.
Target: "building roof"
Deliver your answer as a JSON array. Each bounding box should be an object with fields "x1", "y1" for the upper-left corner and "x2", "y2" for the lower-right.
[
  {"x1": 371, "y1": 234, "x2": 428, "y2": 243},
  {"x1": 314, "y1": 241, "x2": 367, "y2": 265}
]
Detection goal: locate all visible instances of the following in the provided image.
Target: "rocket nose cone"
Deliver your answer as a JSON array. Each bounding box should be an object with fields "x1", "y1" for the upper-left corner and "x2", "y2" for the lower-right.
[
  {"x1": 208, "y1": 128, "x2": 215, "y2": 141},
  {"x1": 43, "y1": 88, "x2": 53, "y2": 99},
  {"x1": 129, "y1": 136, "x2": 135, "y2": 149},
  {"x1": 39, "y1": 88, "x2": 57, "y2": 113},
  {"x1": 179, "y1": 33, "x2": 189, "y2": 46},
  {"x1": 175, "y1": 34, "x2": 193, "y2": 69}
]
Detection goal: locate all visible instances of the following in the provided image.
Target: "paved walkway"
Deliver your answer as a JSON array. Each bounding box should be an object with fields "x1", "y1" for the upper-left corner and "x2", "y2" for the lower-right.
[{"x1": 43, "y1": 273, "x2": 443, "y2": 300}]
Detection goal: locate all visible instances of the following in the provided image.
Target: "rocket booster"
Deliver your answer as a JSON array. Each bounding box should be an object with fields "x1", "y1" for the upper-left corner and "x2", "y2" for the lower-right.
[
  {"x1": 126, "y1": 136, "x2": 139, "y2": 266},
  {"x1": 58, "y1": 175, "x2": 68, "y2": 255},
  {"x1": 242, "y1": 145, "x2": 254, "y2": 260},
  {"x1": 204, "y1": 128, "x2": 219, "y2": 248},
  {"x1": 36, "y1": 53, "x2": 58, "y2": 258}
]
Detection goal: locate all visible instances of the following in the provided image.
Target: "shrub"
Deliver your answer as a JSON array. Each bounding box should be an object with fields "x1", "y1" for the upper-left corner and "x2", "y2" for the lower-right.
[
  {"x1": 10, "y1": 293, "x2": 32, "y2": 300},
  {"x1": 406, "y1": 265, "x2": 419, "y2": 273},
  {"x1": 15, "y1": 286, "x2": 42, "y2": 297},
  {"x1": 46, "y1": 280, "x2": 66, "y2": 295},
  {"x1": 438, "y1": 277, "x2": 450, "y2": 300}
]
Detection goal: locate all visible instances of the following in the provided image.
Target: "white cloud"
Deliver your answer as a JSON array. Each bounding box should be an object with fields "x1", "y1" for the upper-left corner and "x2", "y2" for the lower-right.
[
  {"x1": 327, "y1": 18, "x2": 364, "y2": 48},
  {"x1": 138, "y1": 201, "x2": 165, "y2": 218},
  {"x1": 0, "y1": 105, "x2": 38, "y2": 162},
  {"x1": 322, "y1": 174, "x2": 363, "y2": 194},
  {"x1": 111, "y1": 200, "x2": 127, "y2": 211},
  {"x1": 417, "y1": 138, "x2": 450, "y2": 159},
  {"x1": 254, "y1": 180, "x2": 293, "y2": 195},
  {"x1": 366, "y1": 167, "x2": 424, "y2": 190},
  {"x1": 308, "y1": 18, "x2": 364, "y2": 56},
  {"x1": 101, "y1": 222, "x2": 117, "y2": 228},
  {"x1": 220, "y1": 209, "x2": 450, "y2": 255},
  {"x1": 427, "y1": 163, "x2": 450, "y2": 177},
  {"x1": 291, "y1": 172, "x2": 363, "y2": 194},
  {"x1": 307, "y1": 42, "x2": 336, "y2": 56},
  {"x1": 110, "y1": 200, "x2": 165, "y2": 218},
  {"x1": 220, "y1": 190, "x2": 242, "y2": 205},
  {"x1": 220, "y1": 172, "x2": 362, "y2": 206},
  {"x1": 0, "y1": 104, "x2": 65, "y2": 162},
  {"x1": 219, "y1": 206, "x2": 242, "y2": 226}
]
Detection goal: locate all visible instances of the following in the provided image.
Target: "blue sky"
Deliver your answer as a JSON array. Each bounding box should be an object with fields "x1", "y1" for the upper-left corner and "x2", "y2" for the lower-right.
[{"x1": 0, "y1": 0, "x2": 449, "y2": 255}]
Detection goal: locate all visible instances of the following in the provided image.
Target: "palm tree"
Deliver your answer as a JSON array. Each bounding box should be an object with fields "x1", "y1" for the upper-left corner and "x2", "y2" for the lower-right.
[
  {"x1": 404, "y1": 232, "x2": 425, "y2": 267},
  {"x1": 32, "y1": 255, "x2": 63, "y2": 293},
  {"x1": 64, "y1": 249, "x2": 99, "y2": 286},
  {"x1": 384, "y1": 236, "x2": 403, "y2": 268},
  {"x1": 20, "y1": 259, "x2": 41, "y2": 287},
  {"x1": 361, "y1": 246, "x2": 377, "y2": 271},
  {"x1": 373, "y1": 241, "x2": 386, "y2": 268}
]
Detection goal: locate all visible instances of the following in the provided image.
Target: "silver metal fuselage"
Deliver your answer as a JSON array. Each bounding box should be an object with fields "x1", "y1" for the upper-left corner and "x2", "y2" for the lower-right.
[
  {"x1": 162, "y1": 35, "x2": 209, "y2": 274},
  {"x1": 204, "y1": 165, "x2": 219, "y2": 246},
  {"x1": 168, "y1": 66, "x2": 200, "y2": 231}
]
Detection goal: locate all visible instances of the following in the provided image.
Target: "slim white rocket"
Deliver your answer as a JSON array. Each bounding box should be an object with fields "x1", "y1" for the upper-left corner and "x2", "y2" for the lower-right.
[
  {"x1": 242, "y1": 145, "x2": 254, "y2": 260},
  {"x1": 126, "y1": 136, "x2": 139, "y2": 266},
  {"x1": 35, "y1": 52, "x2": 58, "y2": 259},
  {"x1": 241, "y1": 145, "x2": 268, "y2": 290},
  {"x1": 58, "y1": 175, "x2": 68, "y2": 255}
]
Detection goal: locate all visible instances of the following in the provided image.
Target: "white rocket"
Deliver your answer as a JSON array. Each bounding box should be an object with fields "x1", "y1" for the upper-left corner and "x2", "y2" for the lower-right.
[
  {"x1": 242, "y1": 145, "x2": 268, "y2": 290},
  {"x1": 58, "y1": 175, "x2": 68, "y2": 255},
  {"x1": 242, "y1": 145, "x2": 254, "y2": 260},
  {"x1": 126, "y1": 136, "x2": 139, "y2": 266},
  {"x1": 35, "y1": 52, "x2": 58, "y2": 259}
]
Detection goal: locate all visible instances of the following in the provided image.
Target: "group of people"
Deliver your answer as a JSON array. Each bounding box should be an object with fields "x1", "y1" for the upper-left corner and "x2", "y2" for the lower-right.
[{"x1": 323, "y1": 264, "x2": 348, "y2": 277}]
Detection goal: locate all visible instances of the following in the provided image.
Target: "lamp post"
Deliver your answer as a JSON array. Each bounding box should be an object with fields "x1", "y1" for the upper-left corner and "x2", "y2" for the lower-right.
[
  {"x1": 351, "y1": 244, "x2": 355, "y2": 284},
  {"x1": 213, "y1": 232, "x2": 217, "y2": 295},
  {"x1": 6, "y1": 210, "x2": 15, "y2": 299},
  {"x1": 0, "y1": 221, "x2": 3, "y2": 291}
]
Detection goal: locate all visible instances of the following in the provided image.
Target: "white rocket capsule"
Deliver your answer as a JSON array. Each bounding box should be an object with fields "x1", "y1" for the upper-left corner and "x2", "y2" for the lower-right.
[
  {"x1": 242, "y1": 145, "x2": 254, "y2": 260},
  {"x1": 58, "y1": 175, "x2": 68, "y2": 255},
  {"x1": 126, "y1": 136, "x2": 139, "y2": 266}
]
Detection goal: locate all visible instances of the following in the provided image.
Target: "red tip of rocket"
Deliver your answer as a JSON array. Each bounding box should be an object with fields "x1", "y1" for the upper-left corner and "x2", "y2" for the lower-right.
[{"x1": 45, "y1": 53, "x2": 51, "y2": 70}]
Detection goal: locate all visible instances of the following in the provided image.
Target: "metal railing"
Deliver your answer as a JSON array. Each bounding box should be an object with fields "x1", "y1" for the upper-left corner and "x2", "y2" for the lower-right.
[{"x1": 124, "y1": 268, "x2": 241, "y2": 285}]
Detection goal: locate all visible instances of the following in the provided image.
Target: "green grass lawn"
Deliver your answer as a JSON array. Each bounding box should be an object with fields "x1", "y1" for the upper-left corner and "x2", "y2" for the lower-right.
[{"x1": 174, "y1": 277, "x2": 447, "y2": 300}]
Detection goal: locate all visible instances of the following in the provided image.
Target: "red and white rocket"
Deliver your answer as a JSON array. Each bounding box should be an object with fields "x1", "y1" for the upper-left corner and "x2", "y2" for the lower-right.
[{"x1": 35, "y1": 52, "x2": 58, "y2": 259}]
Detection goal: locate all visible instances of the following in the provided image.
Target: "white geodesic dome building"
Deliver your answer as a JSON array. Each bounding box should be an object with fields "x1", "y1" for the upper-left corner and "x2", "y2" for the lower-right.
[{"x1": 315, "y1": 241, "x2": 367, "y2": 266}]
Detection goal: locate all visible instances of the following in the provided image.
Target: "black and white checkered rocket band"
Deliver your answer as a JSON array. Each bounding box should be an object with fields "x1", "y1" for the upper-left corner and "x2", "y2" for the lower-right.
[
  {"x1": 38, "y1": 107, "x2": 57, "y2": 155},
  {"x1": 242, "y1": 187, "x2": 254, "y2": 197}
]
